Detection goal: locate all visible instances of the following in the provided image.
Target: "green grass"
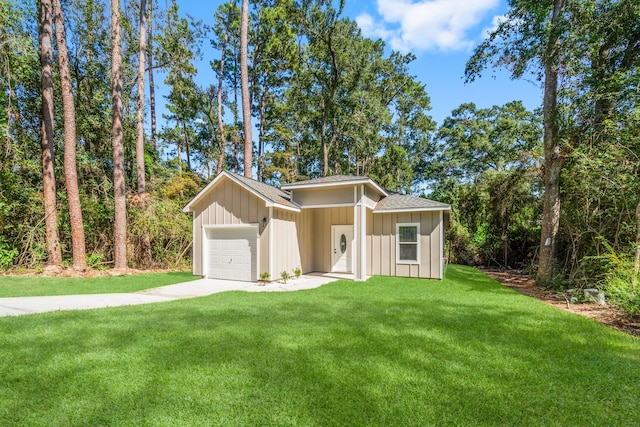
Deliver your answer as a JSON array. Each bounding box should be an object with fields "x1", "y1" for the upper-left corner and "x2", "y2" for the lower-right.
[
  {"x1": 1, "y1": 265, "x2": 639, "y2": 426},
  {"x1": 0, "y1": 271, "x2": 197, "y2": 297}
]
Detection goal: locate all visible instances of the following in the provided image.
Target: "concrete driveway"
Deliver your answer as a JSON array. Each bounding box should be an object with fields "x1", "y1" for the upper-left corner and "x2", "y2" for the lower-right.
[{"x1": 0, "y1": 274, "x2": 339, "y2": 317}]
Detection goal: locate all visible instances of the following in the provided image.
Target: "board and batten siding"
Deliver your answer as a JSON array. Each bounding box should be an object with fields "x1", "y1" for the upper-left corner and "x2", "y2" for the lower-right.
[
  {"x1": 190, "y1": 178, "x2": 269, "y2": 276},
  {"x1": 270, "y1": 208, "x2": 310, "y2": 278},
  {"x1": 366, "y1": 210, "x2": 443, "y2": 279}
]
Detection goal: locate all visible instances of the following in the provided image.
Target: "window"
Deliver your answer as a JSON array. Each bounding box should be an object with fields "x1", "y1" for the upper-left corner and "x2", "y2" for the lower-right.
[{"x1": 397, "y1": 223, "x2": 420, "y2": 264}]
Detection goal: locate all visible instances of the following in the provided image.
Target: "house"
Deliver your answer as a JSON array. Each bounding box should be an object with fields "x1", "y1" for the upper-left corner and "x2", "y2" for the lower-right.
[{"x1": 183, "y1": 171, "x2": 450, "y2": 282}]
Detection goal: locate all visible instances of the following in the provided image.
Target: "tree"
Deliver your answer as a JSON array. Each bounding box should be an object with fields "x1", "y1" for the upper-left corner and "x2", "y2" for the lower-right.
[
  {"x1": 148, "y1": 0, "x2": 157, "y2": 149},
  {"x1": 156, "y1": 0, "x2": 202, "y2": 172},
  {"x1": 433, "y1": 102, "x2": 543, "y2": 267},
  {"x1": 135, "y1": 0, "x2": 147, "y2": 199},
  {"x1": 111, "y1": 0, "x2": 126, "y2": 269},
  {"x1": 39, "y1": 0, "x2": 62, "y2": 266},
  {"x1": 240, "y1": 0, "x2": 252, "y2": 177},
  {"x1": 466, "y1": 0, "x2": 568, "y2": 285},
  {"x1": 53, "y1": 0, "x2": 87, "y2": 270}
]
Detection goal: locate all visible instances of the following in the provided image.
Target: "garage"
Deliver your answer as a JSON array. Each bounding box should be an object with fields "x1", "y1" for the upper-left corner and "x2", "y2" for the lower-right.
[{"x1": 204, "y1": 225, "x2": 258, "y2": 281}]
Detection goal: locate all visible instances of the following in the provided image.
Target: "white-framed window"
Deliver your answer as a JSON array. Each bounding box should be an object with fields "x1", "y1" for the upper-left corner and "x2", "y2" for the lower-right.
[{"x1": 397, "y1": 223, "x2": 420, "y2": 264}]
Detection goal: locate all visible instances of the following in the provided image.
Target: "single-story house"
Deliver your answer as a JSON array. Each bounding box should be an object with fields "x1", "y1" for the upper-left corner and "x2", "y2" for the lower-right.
[{"x1": 183, "y1": 171, "x2": 451, "y2": 282}]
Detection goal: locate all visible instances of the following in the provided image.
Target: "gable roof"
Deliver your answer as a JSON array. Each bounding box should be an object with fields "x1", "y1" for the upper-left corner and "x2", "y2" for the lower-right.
[
  {"x1": 373, "y1": 193, "x2": 450, "y2": 213},
  {"x1": 282, "y1": 175, "x2": 388, "y2": 197},
  {"x1": 183, "y1": 171, "x2": 300, "y2": 213}
]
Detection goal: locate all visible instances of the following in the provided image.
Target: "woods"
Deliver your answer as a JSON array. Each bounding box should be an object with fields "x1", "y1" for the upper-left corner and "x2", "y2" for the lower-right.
[{"x1": 0, "y1": 0, "x2": 639, "y2": 312}]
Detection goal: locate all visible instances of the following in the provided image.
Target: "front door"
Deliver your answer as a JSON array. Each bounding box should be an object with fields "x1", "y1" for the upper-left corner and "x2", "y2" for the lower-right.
[{"x1": 331, "y1": 225, "x2": 353, "y2": 273}]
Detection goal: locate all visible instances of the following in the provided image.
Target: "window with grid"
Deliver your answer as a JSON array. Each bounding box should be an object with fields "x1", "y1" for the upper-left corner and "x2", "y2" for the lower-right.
[{"x1": 397, "y1": 223, "x2": 420, "y2": 263}]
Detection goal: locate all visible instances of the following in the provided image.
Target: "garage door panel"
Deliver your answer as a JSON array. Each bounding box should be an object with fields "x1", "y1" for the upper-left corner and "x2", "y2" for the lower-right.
[{"x1": 206, "y1": 226, "x2": 257, "y2": 281}]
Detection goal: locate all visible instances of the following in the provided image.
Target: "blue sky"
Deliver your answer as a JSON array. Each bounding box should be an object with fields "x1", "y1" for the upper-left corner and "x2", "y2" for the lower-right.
[{"x1": 165, "y1": 0, "x2": 543, "y2": 126}]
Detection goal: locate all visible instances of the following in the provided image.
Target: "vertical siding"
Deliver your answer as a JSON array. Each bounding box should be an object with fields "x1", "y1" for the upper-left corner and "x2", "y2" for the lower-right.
[
  {"x1": 366, "y1": 209, "x2": 374, "y2": 276},
  {"x1": 272, "y1": 209, "x2": 304, "y2": 278},
  {"x1": 299, "y1": 210, "x2": 314, "y2": 273},
  {"x1": 191, "y1": 178, "x2": 270, "y2": 277},
  {"x1": 369, "y1": 211, "x2": 444, "y2": 279}
]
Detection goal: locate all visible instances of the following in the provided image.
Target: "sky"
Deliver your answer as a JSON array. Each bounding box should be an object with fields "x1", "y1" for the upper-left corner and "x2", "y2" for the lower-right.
[{"x1": 165, "y1": 0, "x2": 543, "y2": 127}]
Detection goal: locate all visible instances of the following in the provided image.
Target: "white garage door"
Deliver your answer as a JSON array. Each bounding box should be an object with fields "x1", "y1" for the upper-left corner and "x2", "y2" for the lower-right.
[{"x1": 206, "y1": 226, "x2": 257, "y2": 281}]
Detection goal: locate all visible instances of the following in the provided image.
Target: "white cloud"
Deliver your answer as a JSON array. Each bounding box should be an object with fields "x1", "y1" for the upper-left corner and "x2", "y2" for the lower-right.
[{"x1": 356, "y1": 0, "x2": 500, "y2": 53}]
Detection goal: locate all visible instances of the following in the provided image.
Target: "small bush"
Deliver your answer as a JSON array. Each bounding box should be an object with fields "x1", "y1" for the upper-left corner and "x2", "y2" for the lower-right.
[
  {"x1": 280, "y1": 271, "x2": 290, "y2": 283},
  {"x1": 0, "y1": 242, "x2": 18, "y2": 270},
  {"x1": 86, "y1": 253, "x2": 107, "y2": 270},
  {"x1": 586, "y1": 240, "x2": 640, "y2": 315}
]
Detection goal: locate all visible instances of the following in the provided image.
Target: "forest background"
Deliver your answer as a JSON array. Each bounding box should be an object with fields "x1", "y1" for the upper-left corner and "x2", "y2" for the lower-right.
[{"x1": 1, "y1": 0, "x2": 639, "y2": 313}]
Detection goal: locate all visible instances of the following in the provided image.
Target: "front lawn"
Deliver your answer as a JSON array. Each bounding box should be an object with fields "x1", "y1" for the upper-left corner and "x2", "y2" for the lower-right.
[
  {"x1": 0, "y1": 271, "x2": 197, "y2": 297},
  {"x1": 1, "y1": 265, "x2": 639, "y2": 426}
]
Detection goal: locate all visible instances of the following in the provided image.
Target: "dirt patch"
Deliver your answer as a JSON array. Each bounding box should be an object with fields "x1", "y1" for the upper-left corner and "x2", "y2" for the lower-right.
[
  {"x1": 483, "y1": 269, "x2": 640, "y2": 338},
  {"x1": 2, "y1": 266, "x2": 183, "y2": 278}
]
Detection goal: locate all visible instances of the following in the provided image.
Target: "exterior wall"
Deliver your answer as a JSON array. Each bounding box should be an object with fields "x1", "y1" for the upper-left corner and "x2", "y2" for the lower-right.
[
  {"x1": 191, "y1": 178, "x2": 269, "y2": 276},
  {"x1": 366, "y1": 210, "x2": 444, "y2": 279},
  {"x1": 291, "y1": 187, "x2": 353, "y2": 206},
  {"x1": 270, "y1": 208, "x2": 310, "y2": 279},
  {"x1": 309, "y1": 206, "x2": 354, "y2": 272}
]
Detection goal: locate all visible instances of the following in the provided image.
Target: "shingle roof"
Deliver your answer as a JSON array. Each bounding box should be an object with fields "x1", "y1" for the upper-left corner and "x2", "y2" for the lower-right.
[
  {"x1": 373, "y1": 194, "x2": 450, "y2": 212},
  {"x1": 229, "y1": 173, "x2": 299, "y2": 209}
]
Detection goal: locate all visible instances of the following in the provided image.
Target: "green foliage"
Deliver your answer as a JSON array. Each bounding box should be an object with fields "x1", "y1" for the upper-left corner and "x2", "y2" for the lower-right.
[
  {"x1": 280, "y1": 270, "x2": 290, "y2": 283},
  {"x1": 86, "y1": 253, "x2": 106, "y2": 270},
  {"x1": 128, "y1": 194, "x2": 192, "y2": 269},
  {"x1": 0, "y1": 240, "x2": 18, "y2": 270},
  {"x1": 432, "y1": 102, "x2": 543, "y2": 268},
  {"x1": 293, "y1": 266, "x2": 301, "y2": 278},
  {"x1": 260, "y1": 271, "x2": 271, "y2": 281},
  {"x1": 581, "y1": 239, "x2": 640, "y2": 315}
]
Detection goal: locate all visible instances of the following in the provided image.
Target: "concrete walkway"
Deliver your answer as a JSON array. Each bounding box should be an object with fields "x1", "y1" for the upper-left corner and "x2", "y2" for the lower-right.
[{"x1": 0, "y1": 274, "x2": 339, "y2": 317}]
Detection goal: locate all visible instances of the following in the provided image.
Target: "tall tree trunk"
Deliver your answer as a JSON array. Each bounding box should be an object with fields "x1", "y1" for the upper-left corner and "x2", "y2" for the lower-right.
[
  {"x1": 148, "y1": 0, "x2": 157, "y2": 150},
  {"x1": 257, "y1": 91, "x2": 265, "y2": 181},
  {"x1": 136, "y1": 0, "x2": 152, "y2": 266},
  {"x1": 111, "y1": 0, "x2": 127, "y2": 270},
  {"x1": 634, "y1": 199, "x2": 640, "y2": 278},
  {"x1": 216, "y1": 33, "x2": 228, "y2": 176},
  {"x1": 536, "y1": 0, "x2": 566, "y2": 286},
  {"x1": 240, "y1": 0, "x2": 252, "y2": 178},
  {"x1": 233, "y1": 45, "x2": 240, "y2": 173},
  {"x1": 39, "y1": 0, "x2": 61, "y2": 266},
  {"x1": 182, "y1": 121, "x2": 192, "y2": 170},
  {"x1": 53, "y1": 0, "x2": 87, "y2": 270},
  {"x1": 136, "y1": 0, "x2": 147, "y2": 199}
]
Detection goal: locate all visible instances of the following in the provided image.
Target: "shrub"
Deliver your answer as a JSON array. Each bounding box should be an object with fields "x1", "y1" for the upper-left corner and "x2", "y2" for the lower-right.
[
  {"x1": 280, "y1": 271, "x2": 290, "y2": 283},
  {"x1": 0, "y1": 242, "x2": 18, "y2": 270}
]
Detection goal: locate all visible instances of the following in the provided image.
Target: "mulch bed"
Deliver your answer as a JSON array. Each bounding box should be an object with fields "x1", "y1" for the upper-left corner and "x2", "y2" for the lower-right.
[{"x1": 483, "y1": 269, "x2": 640, "y2": 338}]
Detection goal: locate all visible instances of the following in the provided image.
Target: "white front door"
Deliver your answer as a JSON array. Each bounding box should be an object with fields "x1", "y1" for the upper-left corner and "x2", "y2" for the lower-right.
[{"x1": 331, "y1": 225, "x2": 353, "y2": 273}]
